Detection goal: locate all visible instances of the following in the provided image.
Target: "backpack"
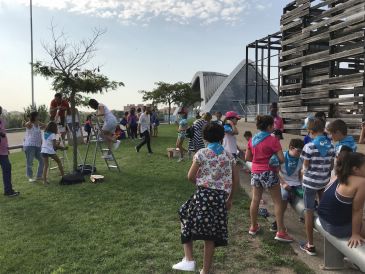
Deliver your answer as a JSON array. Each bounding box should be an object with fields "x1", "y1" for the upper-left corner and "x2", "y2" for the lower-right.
[{"x1": 186, "y1": 125, "x2": 194, "y2": 139}]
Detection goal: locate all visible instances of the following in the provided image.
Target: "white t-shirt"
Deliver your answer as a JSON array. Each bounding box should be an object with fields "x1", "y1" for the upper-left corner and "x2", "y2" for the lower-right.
[
  {"x1": 139, "y1": 113, "x2": 151, "y2": 133},
  {"x1": 41, "y1": 132, "x2": 57, "y2": 154},
  {"x1": 99, "y1": 103, "x2": 117, "y2": 124},
  {"x1": 279, "y1": 158, "x2": 303, "y2": 187},
  {"x1": 223, "y1": 133, "x2": 237, "y2": 155}
]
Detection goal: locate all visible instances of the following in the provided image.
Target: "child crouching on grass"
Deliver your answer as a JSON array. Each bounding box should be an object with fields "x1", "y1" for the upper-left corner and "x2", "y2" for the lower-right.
[
  {"x1": 41, "y1": 122, "x2": 67, "y2": 185},
  {"x1": 172, "y1": 122, "x2": 239, "y2": 274},
  {"x1": 271, "y1": 139, "x2": 304, "y2": 232}
]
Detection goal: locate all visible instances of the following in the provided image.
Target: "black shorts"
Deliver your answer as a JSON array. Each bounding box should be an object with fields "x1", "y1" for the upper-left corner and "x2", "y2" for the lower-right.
[{"x1": 41, "y1": 153, "x2": 56, "y2": 158}]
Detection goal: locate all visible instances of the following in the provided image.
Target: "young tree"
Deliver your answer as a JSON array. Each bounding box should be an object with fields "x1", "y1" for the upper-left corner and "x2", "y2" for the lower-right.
[
  {"x1": 140, "y1": 81, "x2": 201, "y2": 124},
  {"x1": 23, "y1": 104, "x2": 49, "y2": 123},
  {"x1": 34, "y1": 24, "x2": 124, "y2": 173}
]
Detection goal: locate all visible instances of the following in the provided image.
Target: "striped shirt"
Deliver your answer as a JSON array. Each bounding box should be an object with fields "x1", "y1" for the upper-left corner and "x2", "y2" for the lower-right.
[{"x1": 301, "y1": 142, "x2": 335, "y2": 190}]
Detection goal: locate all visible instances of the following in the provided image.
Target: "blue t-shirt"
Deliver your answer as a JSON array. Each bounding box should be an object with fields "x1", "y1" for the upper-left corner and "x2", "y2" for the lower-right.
[{"x1": 179, "y1": 119, "x2": 188, "y2": 128}]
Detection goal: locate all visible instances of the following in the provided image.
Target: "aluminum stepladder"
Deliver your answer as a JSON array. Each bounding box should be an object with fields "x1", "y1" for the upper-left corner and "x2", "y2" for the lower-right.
[{"x1": 81, "y1": 116, "x2": 121, "y2": 174}]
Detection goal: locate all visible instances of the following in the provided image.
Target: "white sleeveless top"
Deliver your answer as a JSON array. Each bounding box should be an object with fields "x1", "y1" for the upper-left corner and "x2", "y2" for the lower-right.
[{"x1": 23, "y1": 124, "x2": 42, "y2": 147}]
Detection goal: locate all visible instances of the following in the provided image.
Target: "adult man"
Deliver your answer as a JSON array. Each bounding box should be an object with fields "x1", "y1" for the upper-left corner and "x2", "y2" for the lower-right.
[
  {"x1": 135, "y1": 106, "x2": 153, "y2": 154},
  {"x1": 50, "y1": 93, "x2": 70, "y2": 127},
  {"x1": 0, "y1": 106, "x2": 19, "y2": 197}
]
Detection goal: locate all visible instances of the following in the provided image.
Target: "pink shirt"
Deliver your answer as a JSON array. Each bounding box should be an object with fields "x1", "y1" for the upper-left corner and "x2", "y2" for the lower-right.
[
  {"x1": 0, "y1": 118, "x2": 9, "y2": 155},
  {"x1": 248, "y1": 136, "x2": 281, "y2": 173},
  {"x1": 274, "y1": 116, "x2": 284, "y2": 132}
]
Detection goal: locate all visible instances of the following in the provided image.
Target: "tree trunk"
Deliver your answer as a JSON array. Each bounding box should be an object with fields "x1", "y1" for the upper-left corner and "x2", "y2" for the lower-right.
[
  {"x1": 168, "y1": 103, "x2": 171, "y2": 125},
  {"x1": 70, "y1": 90, "x2": 78, "y2": 172}
]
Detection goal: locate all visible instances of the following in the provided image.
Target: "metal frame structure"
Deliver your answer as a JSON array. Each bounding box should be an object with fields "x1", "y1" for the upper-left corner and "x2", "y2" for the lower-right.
[{"x1": 245, "y1": 32, "x2": 282, "y2": 106}]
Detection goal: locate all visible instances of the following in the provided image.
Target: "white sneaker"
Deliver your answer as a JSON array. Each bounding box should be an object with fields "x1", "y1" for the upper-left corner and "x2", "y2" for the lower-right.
[
  {"x1": 172, "y1": 258, "x2": 196, "y2": 272},
  {"x1": 113, "y1": 140, "x2": 121, "y2": 150},
  {"x1": 28, "y1": 178, "x2": 36, "y2": 183},
  {"x1": 177, "y1": 158, "x2": 184, "y2": 162}
]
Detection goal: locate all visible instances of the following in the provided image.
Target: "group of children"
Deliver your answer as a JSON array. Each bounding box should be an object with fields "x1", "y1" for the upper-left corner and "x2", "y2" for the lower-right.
[{"x1": 173, "y1": 110, "x2": 365, "y2": 274}]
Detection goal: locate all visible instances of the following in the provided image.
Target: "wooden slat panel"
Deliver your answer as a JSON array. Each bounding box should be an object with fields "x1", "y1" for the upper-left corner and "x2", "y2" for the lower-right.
[{"x1": 281, "y1": 106, "x2": 308, "y2": 113}]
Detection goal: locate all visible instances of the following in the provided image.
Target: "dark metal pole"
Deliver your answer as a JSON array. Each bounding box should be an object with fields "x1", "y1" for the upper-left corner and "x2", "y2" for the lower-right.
[
  {"x1": 267, "y1": 35, "x2": 271, "y2": 104},
  {"x1": 30, "y1": 0, "x2": 35, "y2": 107},
  {"x1": 255, "y1": 40, "x2": 258, "y2": 105},
  {"x1": 245, "y1": 46, "x2": 249, "y2": 122},
  {"x1": 261, "y1": 48, "x2": 264, "y2": 104},
  {"x1": 278, "y1": 49, "x2": 281, "y2": 97}
]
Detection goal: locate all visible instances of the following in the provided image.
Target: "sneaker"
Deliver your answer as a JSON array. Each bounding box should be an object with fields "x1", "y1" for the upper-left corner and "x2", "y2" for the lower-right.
[
  {"x1": 275, "y1": 231, "x2": 294, "y2": 242},
  {"x1": 249, "y1": 224, "x2": 260, "y2": 235},
  {"x1": 270, "y1": 221, "x2": 277, "y2": 232},
  {"x1": 102, "y1": 154, "x2": 113, "y2": 160},
  {"x1": 113, "y1": 140, "x2": 121, "y2": 150},
  {"x1": 4, "y1": 191, "x2": 20, "y2": 197},
  {"x1": 177, "y1": 158, "x2": 184, "y2": 162},
  {"x1": 299, "y1": 242, "x2": 316, "y2": 256},
  {"x1": 28, "y1": 178, "x2": 36, "y2": 183},
  {"x1": 135, "y1": 146, "x2": 139, "y2": 153},
  {"x1": 172, "y1": 258, "x2": 196, "y2": 272}
]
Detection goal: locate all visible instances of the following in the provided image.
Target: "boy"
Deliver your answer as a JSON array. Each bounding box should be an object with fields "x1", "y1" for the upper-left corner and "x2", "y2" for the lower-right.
[
  {"x1": 243, "y1": 131, "x2": 252, "y2": 141},
  {"x1": 300, "y1": 118, "x2": 335, "y2": 255},
  {"x1": 271, "y1": 139, "x2": 304, "y2": 232},
  {"x1": 0, "y1": 106, "x2": 20, "y2": 197},
  {"x1": 326, "y1": 119, "x2": 357, "y2": 156}
]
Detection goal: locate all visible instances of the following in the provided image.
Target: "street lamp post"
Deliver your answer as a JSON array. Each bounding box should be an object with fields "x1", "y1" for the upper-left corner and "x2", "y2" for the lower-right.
[{"x1": 30, "y1": 0, "x2": 35, "y2": 107}]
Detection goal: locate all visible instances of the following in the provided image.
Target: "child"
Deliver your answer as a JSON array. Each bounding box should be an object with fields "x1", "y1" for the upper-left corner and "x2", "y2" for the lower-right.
[
  {"x1": 176, "y1": 111, "x2": 188, "y2": 162},
  {"x1": 245, "y1": 115, "x2": 293, "y2": 242},
  {"x1": 318, "y1": 152, "x2": 365, "y2": 247},
  {"x1": 84, "y1": 115, "x2": 92, "y2": 143},
  {"x1": 271, "y1": 139, "x2": 304, "y2": 232},
  {"x1": 41, "y1": 122, "x2": 67, "y2": 185},
  {"x1": 88, "y1": 99, "x2": 120, "y2": 159},
  {"x1": 172, "y1": 122, "x2": 239, "y2": 274},
  {"x1": 215, "y1": 111, "x2": 223, "y2": 126},
  {"x1": 326, "y1": 119, "x2": 357, "y2": 156},
  {"x1": 300, "y1": 118, "x2": 335, "y2": 255},
  {"x1": 243, "y1": 131, "x2": 252, "y2": 142},
  {"x1": 222, "y1": 111, "x2": 240, "y2": 158}
]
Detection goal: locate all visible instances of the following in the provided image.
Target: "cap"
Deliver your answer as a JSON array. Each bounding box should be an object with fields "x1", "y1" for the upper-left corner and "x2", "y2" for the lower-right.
[{"x1": 225, "y1": 111, "x2": 241, "y2": 120}]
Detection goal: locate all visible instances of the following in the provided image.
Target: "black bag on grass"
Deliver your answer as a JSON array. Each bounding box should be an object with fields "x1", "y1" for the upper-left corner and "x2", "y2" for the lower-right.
[{"x1": 60, "y1": 173, "x2": 85, "y2": 185}]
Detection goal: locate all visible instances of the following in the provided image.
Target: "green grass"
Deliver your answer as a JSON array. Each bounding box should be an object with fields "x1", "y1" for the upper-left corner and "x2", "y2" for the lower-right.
[{"x1": 0, "y1": 125, "x2": 313, "y2": 273}]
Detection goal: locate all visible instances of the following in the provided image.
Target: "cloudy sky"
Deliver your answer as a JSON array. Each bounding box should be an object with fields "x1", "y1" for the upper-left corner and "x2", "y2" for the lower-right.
[{"x1": 0, "y1": 0, "x2": 287, "y2": 111}]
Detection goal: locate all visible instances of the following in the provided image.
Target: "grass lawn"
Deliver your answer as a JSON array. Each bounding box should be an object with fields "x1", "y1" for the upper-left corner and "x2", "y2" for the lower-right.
[{"x1": 0, "y1": 125, "x2": 312, "y2": 273}]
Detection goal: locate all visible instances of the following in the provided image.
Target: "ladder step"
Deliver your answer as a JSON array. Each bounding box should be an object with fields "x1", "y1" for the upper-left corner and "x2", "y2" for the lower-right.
[
  {"x1": 107, "y1": 165, "x2": 118, "y2": 168},
  {"x1": 49, "y1": 167, "x2": 58, "y2": 170},
  {"x1": 101, "y1": 149, "x2": 111, "y2": 152}
]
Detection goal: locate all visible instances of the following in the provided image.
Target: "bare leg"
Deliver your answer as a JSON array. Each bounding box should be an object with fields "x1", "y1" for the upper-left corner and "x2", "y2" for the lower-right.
[
  {"x1": 52, "y1": 155, "x2": 64, "y2": 177},
  {"x1": 102, "y1": 131, "x2": 116, "y2": 150},
  {"x1": 250, "y1": 186, "x2": 263, "y2": 228},
  {"x1": 183, "y1": 241, "x2": 194, "y2": 261},
  {"x1": 202, "y1": 240, "x2": 215, "y2": 274},
  {"x1": 305, "y1": 210, "x2": 314, "y2": 245},
  {"x1": 269, "y1": 184, "x2": 285, "y2": 233},
  {"x1": 42, "y1": 156, "x2": 49, "y2": 184},
  {"x1": 176, "y1": 138, "x2": 184, "y2": 158}
]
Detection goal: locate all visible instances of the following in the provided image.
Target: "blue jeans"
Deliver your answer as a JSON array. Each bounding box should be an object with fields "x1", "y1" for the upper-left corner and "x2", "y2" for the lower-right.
[
  {"x1": 0, "y1": 155, "x2": 13, "y2": 194},
  {"x1": 24, "y1": 146, "x2": 44, "y2": 178}
]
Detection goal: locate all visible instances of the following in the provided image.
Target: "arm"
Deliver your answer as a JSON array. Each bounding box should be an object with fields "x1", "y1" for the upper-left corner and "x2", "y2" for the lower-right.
[
  {"x1": 24, "y1": 121, "x2": 32, "y2": 129},
  {"x1": 187, "y1": 161, "x2": 200, "y2": 183},
  {"x1": 276, "y1": 149, "x2": 284, "y2": 164},
  {"x1": 348, "y1": 183, "x2": 365, "y2": 248},
  {"x1": 52, "y1": 139, "x2": 67, "y2": 151},
  {"x1": 245, "y1": 147, "x2": 253, "y2": 162},
  {"x1": 97, "y1": 105, "x2": 105, "y2": 117},
  {"x1": 359, "y1": 123, "x2": 365, "y2": 144}
]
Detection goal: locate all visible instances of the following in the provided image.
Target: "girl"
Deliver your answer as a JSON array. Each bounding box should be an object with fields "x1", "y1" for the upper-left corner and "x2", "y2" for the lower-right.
[
  {"x1": 41, "y1": 122, "x2": 67, "y2": 185},
  {"x1": 173, "y1": 122, "x2": 239, "y2": 274},
  {"x1": 23, "y1": 111, "x2": 45, "y2": 182},
  {"x1": 176, "y1": 111, "x2": 188, "y2": 162},
  {"x1": 245, "y1": 115, "x2": 293, "y2": 242},
  {"x1": 222, "y1": 111, "x2": 240, "y2": 158},
  {"x1": 88, "y1": 99, "x2": 120, "y2": 159},
  {"x1": 84, "y1": 115, "x2": 92, "y2": 143},
  {"x1": 188, "y1": 112, "x2": 212, "y2": 154},
  {"x1": 318, "y1": 152, "x2": 365, "y2": 247}
]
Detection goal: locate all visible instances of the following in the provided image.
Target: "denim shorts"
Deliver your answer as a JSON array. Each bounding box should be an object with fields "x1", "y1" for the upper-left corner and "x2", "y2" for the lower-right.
[
  {"x1": 303, "y1": 186, "x2": 323, "y2": 210},
  {"x1": 251, "y1": 171, "x2": 279, "y2": 189},
  {"x1": 319, "y1": 217, "x2": 352, "y2": 238},
  {"x1": 102, "y1": 120, "x2": 117, "y2": 133}
]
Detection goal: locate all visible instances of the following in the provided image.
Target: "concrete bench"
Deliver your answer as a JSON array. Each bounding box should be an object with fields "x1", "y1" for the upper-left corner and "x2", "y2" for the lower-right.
[{"x1": 291, "y1": 196, "x2": 365, "y2": 272}]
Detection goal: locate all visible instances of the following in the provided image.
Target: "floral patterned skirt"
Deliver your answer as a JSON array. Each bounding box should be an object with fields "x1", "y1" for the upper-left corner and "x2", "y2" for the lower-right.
[{"x1": 179, "y1": 187, "x2": 228, "y2": 247}]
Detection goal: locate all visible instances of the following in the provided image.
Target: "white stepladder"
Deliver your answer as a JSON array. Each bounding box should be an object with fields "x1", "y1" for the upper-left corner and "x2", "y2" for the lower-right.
[{"x1": 81, "y1": 116, "x2": 121, "y2": 174}]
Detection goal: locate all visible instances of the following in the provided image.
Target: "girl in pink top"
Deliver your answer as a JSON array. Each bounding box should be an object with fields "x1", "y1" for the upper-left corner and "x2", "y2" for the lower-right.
[
  {"x1": 270, "y1": 102, "x2": 284, "y2": 133},
  {"x1": 245, "y1": 115, "x2": 293, "y2": 242}
]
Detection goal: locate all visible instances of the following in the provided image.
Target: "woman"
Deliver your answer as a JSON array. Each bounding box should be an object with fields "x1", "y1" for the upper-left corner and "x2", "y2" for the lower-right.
[
  {"x1": 88, "y1": 99, "x2": 120, "y2": 158},
  {"x1": 176, "y1": 111, "x2": 188, "y2": 162},
  {"x1": 188, "y1": 112, "x2": 212, "y2": 154},
  {"x1": 23, "y1": 111, "x2": 45, "y2": 182},
  {"x1": 127, "y1": 108, "x2": 138, "y2": 139},
  {"x1": 318, "y1": 151, "x2": 365, "y2": 247}
]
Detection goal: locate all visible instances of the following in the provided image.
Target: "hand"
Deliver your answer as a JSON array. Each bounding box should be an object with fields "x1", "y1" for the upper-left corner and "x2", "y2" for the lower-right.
[
  {"x1": 227, "y1": 120, "x2": 234, "y2": 126},
  {"x1": 282, "y1": 182, "x2": 291, "y2": 191},
  {"x1": 348, "y1": 234, "x2": 365, "y2": 248},
  {"x1": 226, "y1": 198, "x2": 233, "y2": 210}
]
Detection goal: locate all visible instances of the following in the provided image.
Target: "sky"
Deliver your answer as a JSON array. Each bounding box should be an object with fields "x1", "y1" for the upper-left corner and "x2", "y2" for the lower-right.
[{"x1": 0, "y1": 0, "x2": 288, "y2": 112}]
